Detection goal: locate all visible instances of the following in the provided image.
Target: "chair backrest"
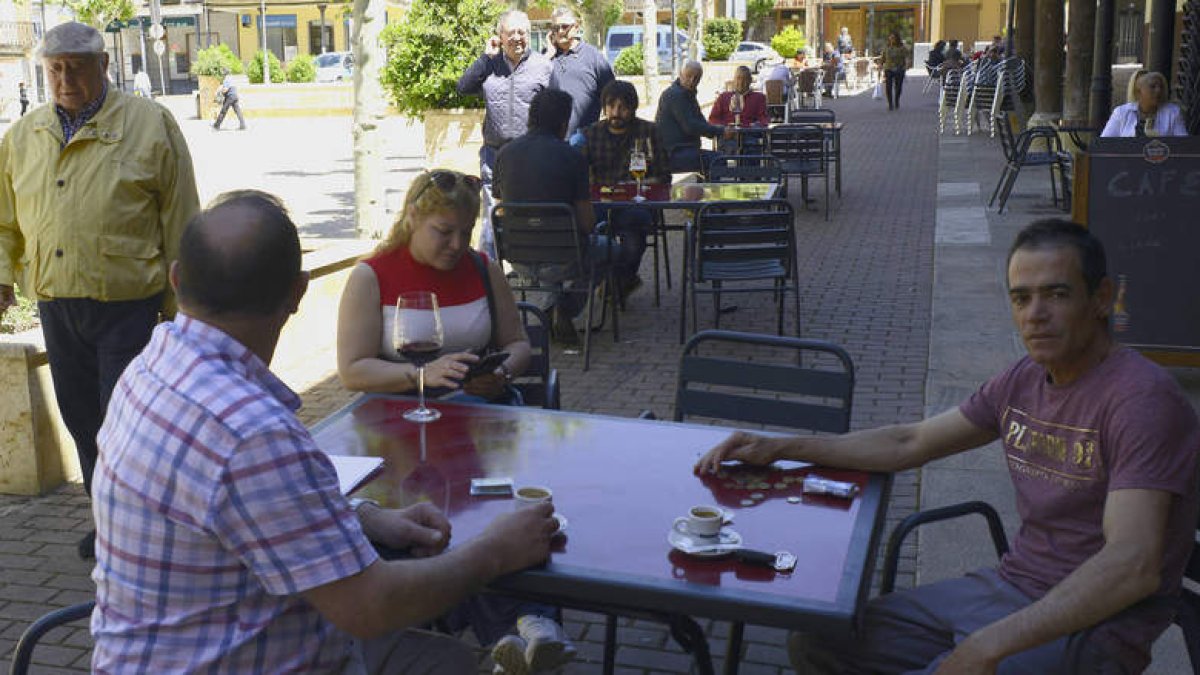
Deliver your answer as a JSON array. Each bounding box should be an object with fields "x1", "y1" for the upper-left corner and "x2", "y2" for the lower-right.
[
  {"x1": 994, "y1": 113, "x2": 1018, "y2": 161},
  {"x1": 515, "y1": 301, "x2": 551, "y2": 388},
  {"x1": 707, "y1": 154, "x2": 783, "y2": 183},
  {"x1": 10, "y1": 601, "x2": 95, "y2": 675},
  {"x1": 796, "y1": 68, "x2": 819, "y2": 93},
  {"x1": 854, "y1": 58, "x2": 869, "y2": 78},
  {"x1": 764, "y1": 79, "x2": 785, "y2": 105},
  {"x1": 767, "y1": 124, "x2": 827, "y2": 172},
  {"x1": 692, "y1": 199, "x2": 795, "y2": 284},
  {"x1": 675, "y1": 329, "x2": 855, "y2": 432},
  {"x1": 491, "y1": 202, "x2": 584, "y2": 273},
  {"x1": 788, "y1": 108, "x2": 835, "y2": 125}
]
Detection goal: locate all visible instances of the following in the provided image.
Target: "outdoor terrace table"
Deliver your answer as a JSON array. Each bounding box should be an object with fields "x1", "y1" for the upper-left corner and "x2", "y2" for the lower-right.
[{"x1": 312, "y1": 395, "x2": 891, "y2": 675}]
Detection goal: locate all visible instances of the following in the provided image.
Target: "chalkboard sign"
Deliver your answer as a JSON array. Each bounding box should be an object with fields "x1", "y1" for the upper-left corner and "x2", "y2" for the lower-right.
[{"x1": 1088, "y1": 136, "x2": 1200, "y2": 353}]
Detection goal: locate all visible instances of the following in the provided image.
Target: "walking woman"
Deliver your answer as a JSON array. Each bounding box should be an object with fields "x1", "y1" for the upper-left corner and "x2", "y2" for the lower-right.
[{"x1": 880, "y1": 32, "x2": 909, "y2": 111}]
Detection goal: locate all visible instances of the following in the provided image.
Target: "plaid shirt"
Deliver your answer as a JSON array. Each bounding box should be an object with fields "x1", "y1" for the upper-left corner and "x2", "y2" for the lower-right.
[
  {"x1": 91, "y1": 315, "x2": 377, "y2": 673},
  {"x1": 580, "y1": 117, "x2": 671, "y2": 185},
  {"x1": 55, "y1": 82, "x2": 107, "y2": 146}
]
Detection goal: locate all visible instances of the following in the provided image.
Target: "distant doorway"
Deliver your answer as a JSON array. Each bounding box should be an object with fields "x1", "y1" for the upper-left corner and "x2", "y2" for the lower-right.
[{"x1": 871, "y1": 8, "x2": 915, "y2": 57}]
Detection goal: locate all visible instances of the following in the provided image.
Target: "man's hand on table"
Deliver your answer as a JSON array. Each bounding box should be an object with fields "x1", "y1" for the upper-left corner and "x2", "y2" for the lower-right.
[
  {"x1": 0, "y1": 284, "x2": 14, "y2": 318},
  {"x1": 479, "y1": 502, "x2": 559, "y2": 575},
  {"x1": 364, "y1": 502, "x2": 451, "y2": 557},
  {"x1": 721, "y1": 126, "x2": 737, "y2": 140},
  {"x1": 693, "y1": 431, "x2": 782, "y2": 475}
]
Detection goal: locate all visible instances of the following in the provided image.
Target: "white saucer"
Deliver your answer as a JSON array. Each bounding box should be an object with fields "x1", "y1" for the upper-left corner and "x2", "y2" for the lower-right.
[
  {"x1": 667, "y1": 528, "x2": 742, "y2": 557},
  {"x1": 553, "y1": 512, "x2": 568, "y2": 536}
]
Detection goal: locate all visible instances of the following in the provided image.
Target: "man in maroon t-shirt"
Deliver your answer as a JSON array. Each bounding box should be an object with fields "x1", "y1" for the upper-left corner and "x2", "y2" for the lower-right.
[{"x1": 696, "y1": 219, "x2": 1200, "y2": 673}]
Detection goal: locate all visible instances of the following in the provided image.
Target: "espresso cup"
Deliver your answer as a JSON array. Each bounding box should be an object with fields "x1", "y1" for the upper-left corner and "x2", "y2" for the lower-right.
[
  {"x1": 514, "y1": 485, "x2": 553, "y2": 508},
  {"x1": 673, "y1": 504, "x2": 723, "y2": 537}
]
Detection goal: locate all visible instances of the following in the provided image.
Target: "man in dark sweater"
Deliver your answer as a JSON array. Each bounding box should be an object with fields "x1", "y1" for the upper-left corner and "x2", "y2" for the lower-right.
[
  {"x1": 546, "y1": 6, "x2": 614, "y2": 139},
  {"x1": 655, "y1": 60, "x2": 734, "y2": 173},
  {"x1": 494, "y1": 89, "x2": 613, "y2": 344}
]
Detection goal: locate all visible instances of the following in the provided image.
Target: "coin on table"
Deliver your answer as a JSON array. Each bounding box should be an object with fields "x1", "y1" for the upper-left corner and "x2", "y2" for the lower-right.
[
  {"x1": 740, "y1": 498, "x2": 755, "y2": 506},
  {"x1": 787, "y1": 496, "x2": 802, "y2": 504}
]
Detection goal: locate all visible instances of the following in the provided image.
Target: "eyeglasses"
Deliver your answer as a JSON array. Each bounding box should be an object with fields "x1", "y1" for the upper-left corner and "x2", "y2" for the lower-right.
[
  {"x1": 411, "y1": 170, "x2": 482, "y2": 204},
  {"x1": 553, "y1": 23, "x2": 576, "y2": 31}
]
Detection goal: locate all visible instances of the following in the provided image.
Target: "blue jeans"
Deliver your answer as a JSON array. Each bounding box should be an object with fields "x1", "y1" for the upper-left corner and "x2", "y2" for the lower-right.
[
  {"x1": 478, "y1": 145, "x2": 500, "y2": 260},
  {"x1": 594, "y1": 205, "x2": 653, "y2": 283},
  {"x1": 513, "y1": 233, "x2": 615, "y2": 318}
]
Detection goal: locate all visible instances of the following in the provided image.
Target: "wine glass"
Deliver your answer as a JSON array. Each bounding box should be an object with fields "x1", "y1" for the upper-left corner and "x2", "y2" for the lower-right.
[
  {"x1": 393, "y1": 291, "x2": 444, "y2": 423},
  {"x1": 629, "y1": 144, "x2": 648, "y2": 202},
  {"x1": 730, "y1": 92, "x2": 744, "y2": 127}
]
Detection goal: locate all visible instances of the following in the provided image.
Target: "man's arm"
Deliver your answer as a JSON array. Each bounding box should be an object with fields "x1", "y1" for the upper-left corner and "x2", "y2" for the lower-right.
[
  {"x1": 0, "y1": 135, "x2": 22, "y2": 317},
  {"x1": 157, "y1": 110, "x2": 201, "y2": 318},
  {"x1": 935, "y1": 488, "x2": 1172, "y2": 674},
  {"x1": 457, "y1": 53, "x2": 493, "y2": 96},
  {"x1": 673, "y1": 95, "x2": 725, "y2": 140},
  {"x1": 694, "y1": 408, "x2": 997, "y2": 475},
  {"x1": 302, "y1": 503, "x2": 558, "y2": 639}
]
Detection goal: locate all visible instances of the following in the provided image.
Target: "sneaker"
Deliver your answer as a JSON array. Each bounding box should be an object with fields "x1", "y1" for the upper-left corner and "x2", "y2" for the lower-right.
[
  {"x1": 518, "y1": 615, "x2": 576, "y2": 672},
  {"x1": 550, "y1": 307, "x2": 579, "y2": 346},
  {"x1": 491, "y1": 634, "x2": 529, "y2": 675}
]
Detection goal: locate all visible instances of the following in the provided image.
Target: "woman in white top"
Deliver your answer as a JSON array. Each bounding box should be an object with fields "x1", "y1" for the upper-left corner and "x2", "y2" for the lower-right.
[{"x1": 1100, "y1": 71, "x2": 1188, "y2": 137}]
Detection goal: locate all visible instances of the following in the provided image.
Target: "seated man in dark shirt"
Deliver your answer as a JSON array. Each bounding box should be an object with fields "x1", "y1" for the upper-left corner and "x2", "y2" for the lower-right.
[
  {"x1": 656, "y1": 60, "x2": 735, "y2": 173},
  {"x1": 494, "y1": 88, "x2": 613, "y2": 344},
  {"x1": 580, "y1": 80, "x2": 670, "y2": 301}
]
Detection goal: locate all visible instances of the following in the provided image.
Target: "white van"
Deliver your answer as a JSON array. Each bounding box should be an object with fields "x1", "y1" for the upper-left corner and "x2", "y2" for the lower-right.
[{"x1": 604, "y1": 25, "x2": 698, "y2": 74}]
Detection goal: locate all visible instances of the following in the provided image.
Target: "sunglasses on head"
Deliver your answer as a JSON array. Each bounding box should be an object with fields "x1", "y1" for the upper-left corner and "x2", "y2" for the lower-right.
[{"x1": 412, "y1": 170, "x2": 482, "y2": 203}]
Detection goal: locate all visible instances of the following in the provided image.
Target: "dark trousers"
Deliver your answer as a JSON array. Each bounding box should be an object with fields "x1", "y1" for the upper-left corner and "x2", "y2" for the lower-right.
[
  {"x1": 594, "y1": 204, "x2": 653, "y2": 283},
  {"x1": 885, "y1": 69, "x2": 906, "y2": 109},
  {"x1": 214, "y1": 96, "x2": 246, "y2": 129},
  {"x1": 667, "y1": 145, "x2": 718, "y2": 174},
  {"x1": 38, "y1": 295, "x2": 162, "y2": 494},
  {"x1": 20, "y1": 99, "x2": 29, "y2": 116}
]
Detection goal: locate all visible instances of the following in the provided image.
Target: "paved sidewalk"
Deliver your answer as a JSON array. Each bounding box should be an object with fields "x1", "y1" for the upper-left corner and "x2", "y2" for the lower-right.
[{"x1": 3, "y1": 74, "x2": 1193, "y2": 673}]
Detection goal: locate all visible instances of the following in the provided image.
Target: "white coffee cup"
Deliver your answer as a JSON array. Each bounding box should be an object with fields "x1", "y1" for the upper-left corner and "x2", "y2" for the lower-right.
[
  {"x1": 514, "y1": 485, "x2": 553, "y2": 508},
  {"x1": 673, "y1": 504, "x2": 723, "y2": 537}
]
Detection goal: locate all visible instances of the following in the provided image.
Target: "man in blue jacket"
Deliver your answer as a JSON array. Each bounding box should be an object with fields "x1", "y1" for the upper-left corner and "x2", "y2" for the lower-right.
[
  {"x1": 655, "y1": 60, "x2": 734, "y2": 173},
  {"x1": 457, "y1": 9, "x2": 551, "y2": 259},
  {"x1": 546, "y1": 6, "x2": 614, "y2": 140}
]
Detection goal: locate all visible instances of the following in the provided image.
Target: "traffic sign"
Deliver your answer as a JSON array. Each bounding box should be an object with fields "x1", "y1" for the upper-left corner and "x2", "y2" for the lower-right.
[
  {"x1": 153, "y1": 39, "x2": 166, "y2": 56},
  {"x1": 149, "y1": 22, "x2": 165, "y2": 39}
]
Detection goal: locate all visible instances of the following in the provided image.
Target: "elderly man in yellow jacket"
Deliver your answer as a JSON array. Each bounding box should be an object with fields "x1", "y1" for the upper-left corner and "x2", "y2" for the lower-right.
[{"x1": 0, "y1": 22, "x2": 199, "y2": 559}]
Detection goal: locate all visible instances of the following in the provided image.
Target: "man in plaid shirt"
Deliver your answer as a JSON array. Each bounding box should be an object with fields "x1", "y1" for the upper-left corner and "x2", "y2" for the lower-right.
[
  {"x1": 580, "y1": 80, "x2": 670, "y2": 300},
  {"x1": 90, "y1": 191, "x2": 558, "y2": 673}
]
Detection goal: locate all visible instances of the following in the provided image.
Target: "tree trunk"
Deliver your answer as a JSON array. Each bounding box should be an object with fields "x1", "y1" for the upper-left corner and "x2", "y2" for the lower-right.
[
  {"x1": 352, "y1": 0, "x2": 388, "y2": 238},
  {"x1": 1063, "y1": 0, "x2": 1095, "y2": 122}
]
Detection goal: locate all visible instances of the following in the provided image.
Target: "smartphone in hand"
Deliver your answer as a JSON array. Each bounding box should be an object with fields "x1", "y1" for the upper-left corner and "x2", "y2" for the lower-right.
[{"x1": 465, "y1": 351, "x2": 510, "y2": 380}]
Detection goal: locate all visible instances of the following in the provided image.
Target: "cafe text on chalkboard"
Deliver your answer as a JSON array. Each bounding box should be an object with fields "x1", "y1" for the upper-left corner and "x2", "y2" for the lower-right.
[{"x1": 1087, "y1": 136, "x2": 1200, "y2": 354}]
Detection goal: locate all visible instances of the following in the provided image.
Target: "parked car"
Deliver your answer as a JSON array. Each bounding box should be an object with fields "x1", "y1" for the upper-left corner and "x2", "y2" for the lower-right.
[
  {"x1": 604, "y1": 24, "x2": 701, "y2": 74},
  {"x1": 729, "y1": 41, "x2": 780, "y2": 73},
  {"x1": 315, "y1": 51, "x2": 354, "y2": 82}
]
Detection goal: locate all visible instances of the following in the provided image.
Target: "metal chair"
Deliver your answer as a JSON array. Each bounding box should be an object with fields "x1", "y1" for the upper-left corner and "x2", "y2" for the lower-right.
[
  {"x1": 675, "y1": 328, "x2": 855, "y2": 675},
  {"x1": 513, "y1": 302, "x2": 560, "y2": 410},
  {"x1": 768, "y1": 124, "x2": 831, "y2": 219},
  {"x1": 764, "y1": 78, "x2": 788, "y2": 123},
  {"x1": 680, "y1": 200, "x2": 799, "y2": 344},
  {"x1": 988, "y1": 115, "x2": 1072, "y2": 214},
  {"x1": 794, "y1": 68, "x2": 824, "y2": 108},
  {"x1": 785, "y1": 109, "x2": 840, "y2": 198},
  {"x1": 9, "y1": 601, "x2": 95, "y2": 675},
  {"x1": 938, "y1": 67, "x2": 965, "y2": 135},
  {"x1": 492, "y1": 202, "x2": 618, "y2": 371},
  {"x1": 706, "y1": 154, "x2": 783, "y2": 184}
]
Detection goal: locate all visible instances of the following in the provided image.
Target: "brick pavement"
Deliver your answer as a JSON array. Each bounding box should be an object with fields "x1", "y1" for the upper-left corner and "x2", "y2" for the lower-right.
[{"x1": 0, "y1": 78, "x2": 944, "y2": 674}]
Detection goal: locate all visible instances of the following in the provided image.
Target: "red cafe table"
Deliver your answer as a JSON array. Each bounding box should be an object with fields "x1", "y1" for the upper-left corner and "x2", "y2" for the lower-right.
[{"x1": 311, "y1": 394, "x2": 891, "y2": 675}]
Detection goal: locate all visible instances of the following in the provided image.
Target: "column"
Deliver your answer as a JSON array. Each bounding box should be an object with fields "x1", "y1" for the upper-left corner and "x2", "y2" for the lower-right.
[
  {"x1": 1064, "y1": 0, "x2": 1096, "y2": 123},
  {"x1": 1089, "y1": 0, "x2": 1116, "y2": 128},
  {"x1": 1031, "y1": 0, "x2": 1064, "y2": 122},
  {"x1": 1147, "y1": 0, "x2": 1176, "y2": 79}
]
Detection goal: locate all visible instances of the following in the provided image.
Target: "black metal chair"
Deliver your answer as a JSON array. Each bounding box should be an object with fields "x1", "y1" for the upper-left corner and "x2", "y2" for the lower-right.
[
  {"x1": 989, "y1": 115, "x2": 1072, "y2": 214},
  {"x1": 880, "y1": 498, "x2": 1200, "y2": 673},
  {"x1": 768, "y1": 124, "x2": 830, "y2": 220},
  {"x1": 784, "y1": 109, "x2": 840, "y2": 199},
  {"x1": 706, "y1": 154, "x2": 783, "y2": 184},
  {"x1": 9, "y1": 601, "x2": 95, "y2": 675},
  {"x1": 680, "y1": 200, "x2": 799, "y2": 344},
  {"x1": 513, "y1": 302, "x2": 560, "y2": 410},
  {"x1": 492, "y1": 202, "x2": 618, "y2": 371}
]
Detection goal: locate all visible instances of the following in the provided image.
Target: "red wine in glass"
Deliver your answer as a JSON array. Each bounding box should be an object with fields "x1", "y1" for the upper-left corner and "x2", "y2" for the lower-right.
[{"x1": 399, "y1": 340, "x2": 441, "y2": 367}]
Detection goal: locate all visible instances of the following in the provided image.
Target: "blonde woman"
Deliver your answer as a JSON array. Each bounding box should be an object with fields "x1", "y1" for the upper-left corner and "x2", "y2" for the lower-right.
[
  {"x1": 1100, "y1": 71, "x2": 1188, "y2": 137},
  {"x1": 337, "y1": 169, "x2": 532, "y2": 403}
]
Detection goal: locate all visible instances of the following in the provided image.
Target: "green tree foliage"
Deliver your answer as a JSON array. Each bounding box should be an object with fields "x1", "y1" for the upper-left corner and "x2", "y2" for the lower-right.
[
  {"x1": 67, "y1": 0, "x2": 134, "y2": 30},
  {"x1": 380, "y1": 0, "x2": 504, "y2": 119},
  {"x1": 247, "y1": 50, "x2": 284, "y2": 84},
  {"x1": 286, "y1": 54, "x2": 316, "y2": 82},
  {"x1": 703, "y1": 17, "x2": 742, "y2": 61},
  {"x1": 771, "y1": 26, "x2": 806, "y2": 59},
  {"x1": 191, "y1": 43, "x2": 244, "y2": 78},
  {"x1": 746, "y1": 0, "x2": 774, "y2": 38},
  {"x1": 612, "y1": 45, "x2": 643, "y2": 76}
]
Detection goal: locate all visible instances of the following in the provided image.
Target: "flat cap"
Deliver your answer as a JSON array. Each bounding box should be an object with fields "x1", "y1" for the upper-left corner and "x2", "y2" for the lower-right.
[{"x1": 38, "y1": 22, "x2": 105, "y2": 57}]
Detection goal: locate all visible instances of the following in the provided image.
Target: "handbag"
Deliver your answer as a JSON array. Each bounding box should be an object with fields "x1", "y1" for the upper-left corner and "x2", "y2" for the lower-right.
[
  {"x1": 213, "y1": 89, "x2": 226, "y2": 105},
  {"x1": 872, "y1": 81, "x2": 883, "y2": 100}
]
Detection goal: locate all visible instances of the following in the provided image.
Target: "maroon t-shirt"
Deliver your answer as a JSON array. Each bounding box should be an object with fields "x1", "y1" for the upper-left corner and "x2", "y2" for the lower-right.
[{"x1": 960, "y1": 348, "x2": 1199, "y2": 671}]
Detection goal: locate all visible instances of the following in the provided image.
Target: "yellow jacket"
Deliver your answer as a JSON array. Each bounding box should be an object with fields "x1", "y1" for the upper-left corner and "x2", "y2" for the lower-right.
[{"x1": 0, "y1": 88, "x2": 199, "y2": 305}]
